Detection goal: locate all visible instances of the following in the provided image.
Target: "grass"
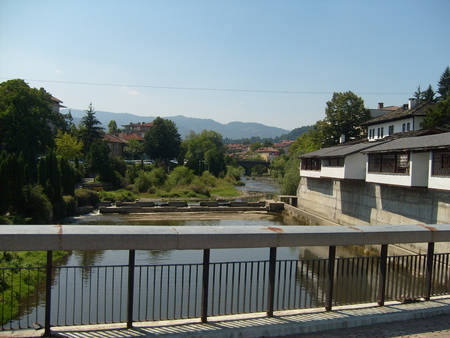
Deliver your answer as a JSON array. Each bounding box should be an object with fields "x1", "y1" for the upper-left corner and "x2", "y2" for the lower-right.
[{"x1": 0, "y1": 251, "x2": 68, "y2": 326}]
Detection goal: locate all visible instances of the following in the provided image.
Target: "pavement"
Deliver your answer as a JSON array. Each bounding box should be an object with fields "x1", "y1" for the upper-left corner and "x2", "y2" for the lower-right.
[{"x1": 4, "y1": 296, "x2": 450, "y2": 338}]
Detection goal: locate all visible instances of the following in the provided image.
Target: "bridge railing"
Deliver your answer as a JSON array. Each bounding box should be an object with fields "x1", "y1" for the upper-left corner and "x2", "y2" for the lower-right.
[{"x1": 1, "y1": 224, "x2": 450, "y2": 335}]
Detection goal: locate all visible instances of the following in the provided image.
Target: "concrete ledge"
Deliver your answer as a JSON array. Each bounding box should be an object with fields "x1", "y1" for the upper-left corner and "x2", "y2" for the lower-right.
[{"x1": 2, "y1": 224, "x2": 450, "y2": 251}]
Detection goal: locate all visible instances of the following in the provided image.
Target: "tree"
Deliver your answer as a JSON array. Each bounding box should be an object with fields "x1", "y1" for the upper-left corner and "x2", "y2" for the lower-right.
[
  {"x1": 84, "y1": 140, "x2": 111, "y2": 181},
  {"x1": 55, "y1": 131, "x2": 84, "y2": 160},
  {"x1": 414, "y1": 85, "x2": 423, "y2": 104},
  {"x1": 420, "y1": 97, "x2": 450, "y2": 129},
  {"x1": 437, "y1": 66, "x2": 450, "y2": 101},
  {"x1": 144, "y1": 117, "x2": 181, "y2": 169},
  {"x1": 124, "y1": 138, "x2": 144, "y2": 160},
  {"x1": 320, "y1": 91, "x2": 371, "y2": 147},
  {"x1": 108, "y1": 120, "x2": 122, "y2": 134},
  {"x1": 422, "y1": 84, "x2": 436, "y2": 102},
  {"x1": 79, "y1": 103, "x2": 104, "y2": 155},
  {"x1": 250, "y1": 141, "x2": 263, "y2": 152},
  {"x1": 0, "y1": 79, "x2": 65, "y2": 172}
]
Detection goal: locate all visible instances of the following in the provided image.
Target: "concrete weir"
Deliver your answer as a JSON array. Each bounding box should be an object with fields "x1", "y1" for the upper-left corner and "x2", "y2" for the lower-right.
[{"x1": 99, "y1": 200, "x2": 283, "y2": 214}]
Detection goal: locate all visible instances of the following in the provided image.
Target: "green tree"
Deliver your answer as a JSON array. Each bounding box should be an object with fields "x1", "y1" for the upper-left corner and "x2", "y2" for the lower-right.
[
  {"x1": 437, "y1": 66, "x2": 450, "y2": 101},
  {"x1": 421, "y1": 97, "x2": 450, "y2": 129},
  {"x1": 108, "y1": 120, "x2": 122, "y2": 134},
  {"x1": 263, "y1": 140, "x2": 274, "y2": 148},
  {"x1": 55, "y1": 131, "x2": 84, "y2": 160},
  {"x1": 320, "y1": 91, "x2": 370, "y2": 147},
  {"x1": 0, "y1": 79, "x2": 65, "y2": 172},
  {"x1": 84, "y1": 140, "x2": 111, "y2": 181},
  {"x1": 183, "y1": 130, "x2": 226, "y2": 176},
  {"x1": 79, "y1": 103, "x2": 104, "y2": 155},
  {"x1": 414, "y1": 85, "x2": 423, "y2": 104},
  {"x1": 422, "y1": 84, "x2": 436, "y2": 102},
  {"x1": 250, "y1": 141, "x2": 263, "y2": 152},
  {"x1": 124, "y1": 138, "x2": 144, "y2": 160},
  {"x1": 144, "y1": 117, "x2": 181, "y2": 169}
]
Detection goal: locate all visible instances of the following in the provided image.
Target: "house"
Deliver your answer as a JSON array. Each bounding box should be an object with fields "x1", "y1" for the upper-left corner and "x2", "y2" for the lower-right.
[
  {"x1": 103, "y1": 133, "x2": 144, "y2": 158},
  {"x1": 121, "y1": 122, "x2": 153, "y2": 138},
  {"x1": 253, "y1": 147, "x2": 279, "y2": 161},
  {"x1": 48, "y1": 96, "x2": 66, "y2": 133},
  {"x1": 273, "y1": 140, "x2": 294, "y2": 154},
  {"x1": 369, "y1": 102, "x2": 401, "y2": 119},
  {"x1": 364, "y1": 99, "x2": 435, "y2": 141}
]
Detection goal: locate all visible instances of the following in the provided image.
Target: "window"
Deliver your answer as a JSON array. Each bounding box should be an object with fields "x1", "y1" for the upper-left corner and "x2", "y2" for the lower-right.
[
  {"x1": 407, "y1": 123, "x2": 410, "y2": 131},
  {"x1": 402, "y1": 124, "x2": 406, "y2": 132},
  {"x1": 368, "y1": 152, "x2": 410, "y2": 174},
  {"x1": 388, "y1": 125, "x2": 394, "y2": 135},
  {"x1": 301, "y1": 158, "x2": 321, "y2": 171},
  {"x1": 381, "y1": 127, "x2": 384, "y2": 138},
  {"x1": 377, "y1": 128, "x2": 380, "y2": 138},
  {"x1": 432, "y1": 150, "x2": 450, "y2": 176},
  {"x1": 323, "y1": 157, "x2": 344, "y2": 167}
]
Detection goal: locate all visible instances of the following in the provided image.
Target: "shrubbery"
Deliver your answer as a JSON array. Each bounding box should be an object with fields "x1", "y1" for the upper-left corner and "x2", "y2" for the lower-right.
[
  {"x1": 75, "y1": 189, "x2": 100, "y2": 207},
  {"x1": 99, "y1": 189, "x2": 136, "y2": 202}
]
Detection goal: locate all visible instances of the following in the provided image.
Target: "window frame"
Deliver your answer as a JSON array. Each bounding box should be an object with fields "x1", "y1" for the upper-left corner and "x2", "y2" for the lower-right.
[{"x1": 368, "y1": 152, "x2": 410, "y2": 174}]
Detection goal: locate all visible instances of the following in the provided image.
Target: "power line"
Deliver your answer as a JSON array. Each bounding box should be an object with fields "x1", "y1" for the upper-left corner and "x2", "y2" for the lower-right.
[{"x1": 0, "y1": 78, "x2": 411, "y2": 95}]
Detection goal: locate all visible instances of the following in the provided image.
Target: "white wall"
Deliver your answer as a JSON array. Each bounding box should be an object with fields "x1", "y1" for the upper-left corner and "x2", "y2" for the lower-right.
[
  {"x1": 410, "y1": 152, "x2": 429, "y2": 187},
  {"x1": 368, "y1": 118, "x2": 415, "y2": 141}
]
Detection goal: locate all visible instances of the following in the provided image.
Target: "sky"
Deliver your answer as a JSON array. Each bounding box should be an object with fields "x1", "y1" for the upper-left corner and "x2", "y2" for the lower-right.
[{"x1": 1, "y1": 0, "x2": 449, "y2": 131}]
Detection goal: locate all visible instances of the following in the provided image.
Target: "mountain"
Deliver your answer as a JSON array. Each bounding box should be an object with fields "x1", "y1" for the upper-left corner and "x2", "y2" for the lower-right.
[{"x1": 63, "y1": 109, "x2": 289, "y2": 139}]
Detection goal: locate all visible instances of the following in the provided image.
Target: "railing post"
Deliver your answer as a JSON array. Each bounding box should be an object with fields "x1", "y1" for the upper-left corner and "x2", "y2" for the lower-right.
[
  {"x1": 377, "y1": 244, "x2": 388, "y2": 306},
  {"x1": 425, "y1": 242, "x2": 435, "y2": 301},
  {"x1": 267, "y1": 247, "x2": 277, "y2": 317},
  {"x1": 325, "y1": 246, "x2": 336, "y2": 311},
  {"x1": 127, "y1": 250, "x2": 135, "y2": 328},
  {"x1": 44, "y1": 251, "x2": 53, "y2": 337},
  {"x1": 201, "y1": 249, "x2": 210, "y2": 323}
]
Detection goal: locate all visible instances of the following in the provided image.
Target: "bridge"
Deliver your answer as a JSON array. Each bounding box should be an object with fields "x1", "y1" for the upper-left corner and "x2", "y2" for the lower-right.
[
  {"x1": 237, "y1": 160, "x2": 270, "y2": 175},
  {"x1": 2, "y1": 224, "x2": 450, "y2": 336}
]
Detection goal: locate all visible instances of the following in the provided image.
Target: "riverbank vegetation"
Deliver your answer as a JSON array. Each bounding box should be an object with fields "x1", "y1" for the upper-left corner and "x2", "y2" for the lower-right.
[{"x1": 0, "y1": 250, "x2": 68, "y2": 326}]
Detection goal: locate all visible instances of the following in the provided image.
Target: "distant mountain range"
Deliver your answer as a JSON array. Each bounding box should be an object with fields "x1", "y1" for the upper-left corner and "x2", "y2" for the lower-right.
[{"x1": 63, "y1": 109, "x2": 290, "y2": 139}]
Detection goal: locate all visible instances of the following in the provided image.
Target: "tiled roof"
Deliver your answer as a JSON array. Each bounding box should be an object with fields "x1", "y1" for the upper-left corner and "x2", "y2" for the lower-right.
[
  {"x1": 363, "y1": 101, "x2": 435, "y2": 125},
  {"x1": 104, "y1": 134, "x2": 124, "y2": 143},
  {"x1": 115, "y1": 133, "x2": 144, "y2": 141},
  {"x1": 255, "y1": 147, "x2": 279, "y2": 153}
]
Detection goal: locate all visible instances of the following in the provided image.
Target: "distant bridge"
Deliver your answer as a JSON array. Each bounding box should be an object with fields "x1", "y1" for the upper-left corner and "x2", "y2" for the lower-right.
[{"x1": 237, "y1": 160, "x2": 270, "y2": 175}]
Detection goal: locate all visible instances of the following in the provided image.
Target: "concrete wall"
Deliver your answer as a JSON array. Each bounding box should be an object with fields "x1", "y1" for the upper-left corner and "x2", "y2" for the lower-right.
[{"x1": 297, "y1": 177, "x2": 450, "y2": 226}]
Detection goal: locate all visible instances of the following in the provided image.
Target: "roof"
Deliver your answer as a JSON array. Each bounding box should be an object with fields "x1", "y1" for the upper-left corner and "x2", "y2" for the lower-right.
[
  {"x1": 115, "y1": 133, "x2": 144, "y2": 141},
  {"x1": 300, "y1": 141, "x2": 387, "y2": 158},
  {"x1": 104, "y1": 134, "x2": 124, "y2": 143},
  {"x1": 362, "y1": 132, "x2": 450, "y2": 153},
  {"x1": 255, "y1": 147, "x2": 279, "y2": 153},
  {"x1": 363, "y1": 101, "x2": 435, "y2": 126}
]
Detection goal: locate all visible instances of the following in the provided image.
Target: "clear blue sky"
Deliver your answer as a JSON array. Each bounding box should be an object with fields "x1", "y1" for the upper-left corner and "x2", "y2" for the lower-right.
[{"x1": 1, "y1": 0, "x2": 449, "y2": 131}]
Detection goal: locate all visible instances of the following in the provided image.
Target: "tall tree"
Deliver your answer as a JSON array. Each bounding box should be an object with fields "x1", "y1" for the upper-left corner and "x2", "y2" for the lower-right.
[
  {"x1": 420, "y1": 97, "x2": 450, "y2": 129},
  {"x1": 422, "y1": 84, "x2": 436, "y2": 102},
  {"x1": 144, "y1": 117, "x2": 181, "y2": 169},
  {"x1": 55, "y1": 131, "x2": 84, "y2": 160},
  {"x1": 108, "y1": 120, "x2": 122, "y2": 134},
  {"x1": 124, "y1": 138, "x2": 144, "y2": 160},
  {"x1": 79, "y1": 103, "x2": 104, "y2": 155},
  {"x1": 0, "y1": 79, "x2": 65, "y2": 172},
  {"x1": 437, "y1": 66, "x2": 450, "y2": 101},
  {"x1": 320, "y1": 91, "x2": 371, "y2": 147}
]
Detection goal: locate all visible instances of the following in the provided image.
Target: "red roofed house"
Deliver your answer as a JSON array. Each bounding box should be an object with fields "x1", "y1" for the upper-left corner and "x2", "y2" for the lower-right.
[{"x1": 121, "y1": 122, "x2": 153, "y2": 138}]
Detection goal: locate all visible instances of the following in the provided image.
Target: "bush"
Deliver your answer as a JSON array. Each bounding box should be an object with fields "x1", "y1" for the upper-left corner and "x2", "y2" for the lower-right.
[
  {"x1": 226, "y1": 165, "x2": 244, "y2": 181},
  {"x1": 165, "y1": 166, "x2": 195, "y2": 188},
  {"x1": 99, "y1": 189, "x2": 136, "y2": 202},
  {"x1": 63, "y1": 195, "x2": 76, "y2": 216},
  {"x1": 21, "y1": 185, "x2": 52, "y2": 224},
  {"x1": 134, "y1": 171, "x2": 153, "y2": 193},
  {"x1": 75, "y1": 189, "x2": 100, "y2": 207}
]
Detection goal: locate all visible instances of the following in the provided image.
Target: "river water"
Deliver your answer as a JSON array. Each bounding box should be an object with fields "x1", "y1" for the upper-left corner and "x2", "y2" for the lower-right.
[{"x1": 9, "y1": 177, "x2": 373, "y2": 329}]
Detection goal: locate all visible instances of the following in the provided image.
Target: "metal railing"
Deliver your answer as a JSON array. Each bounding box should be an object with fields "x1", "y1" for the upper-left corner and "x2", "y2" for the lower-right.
[{"x1": 2, "y1": 225, "x2": 450, "y2": 335}]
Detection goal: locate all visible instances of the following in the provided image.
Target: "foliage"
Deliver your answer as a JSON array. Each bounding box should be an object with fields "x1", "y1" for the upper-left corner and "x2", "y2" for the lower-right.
[
  {"x1": 420, "y1": 97, "x2": 450, "y2": 129},
  {"x1": 225, "y1": 165, "x2": 245, "y2": 181},
  {"x1": 75, "y1": 189, "x2": 100, "y2": 207},
  {"x1": 320, "y1": 91, "x2": 371, "y2": 147},
  {"x1": 182, "y1": 130, "x2": 227, "y2": 177},
  {"x1": 107, "y1": 120, "x2": 122, "y2": 134},
  {"x1": 251, "y1": 164, "x2": 269, "y2": 176},
  {"x1": 0, "y1": 79, "x2": 66, "y2": 173},
  {"x1": 55, "y1": 130, "x2": 83, "y2": 160},
  {"x1": 38, "y1": 149, "x2": 63, "y2": 204},
  {"x1": 63, "y1": 195, "x2": 77, "y2": 216},
  {"x1": 124, "y1": 138, "x2": 144, "y2": 160},
  {"x1": 21, "y1": 184, "x2": 53, "y2": 223},
  {"x1": 99, "y1": 189, "x2": 136, "y2": 202},
  {"x1": 133, "y1": 167, "x2": 167, "y2": 193},
  {"x1": 250, "y1": 141, "x2": 263, "y2": 152},
  {"x1": 279, "y1": 150, "x2": 302, "y2": 195},
  {"x1": 165, "y1": 166, "x2": 195, "y2": 188},
  {"x1": 84, "y1": 140, "x2": 111, "y2": 181},
  {"x1": 144, "y1": 117, "x2": 181, "y2": 167},
  {"x1": 437, "y1": 66, "x2": 450, "y2": 100},
  {"x1": 270, "y1": 154, "x2": 288, "y2": 179},
  {"x1": 79, "y1": 103, "x2": 104, "y2": 155}
]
